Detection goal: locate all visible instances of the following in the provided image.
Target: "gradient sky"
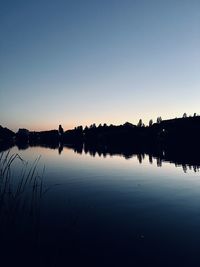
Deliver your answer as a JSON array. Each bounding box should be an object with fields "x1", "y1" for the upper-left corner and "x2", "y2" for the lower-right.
[{"x1": 0, "y1": 0, "x2": 199, "y2": 131}]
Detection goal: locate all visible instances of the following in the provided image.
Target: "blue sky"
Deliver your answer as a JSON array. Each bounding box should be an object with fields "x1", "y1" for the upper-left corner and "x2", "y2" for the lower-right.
[{"x1": 0, "y1": 0, "x2": 199, "y2": 131}]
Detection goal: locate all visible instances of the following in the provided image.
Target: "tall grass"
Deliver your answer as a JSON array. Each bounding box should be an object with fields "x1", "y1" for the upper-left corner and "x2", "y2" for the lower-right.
[{"x1": 0, "y1": 150, "x2": 45, "y2": 246}]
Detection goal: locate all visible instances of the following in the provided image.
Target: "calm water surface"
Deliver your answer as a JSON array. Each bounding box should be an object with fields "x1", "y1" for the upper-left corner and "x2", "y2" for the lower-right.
[{"x1": 2, "y1": 146, "x2": 200, "y2": 266}]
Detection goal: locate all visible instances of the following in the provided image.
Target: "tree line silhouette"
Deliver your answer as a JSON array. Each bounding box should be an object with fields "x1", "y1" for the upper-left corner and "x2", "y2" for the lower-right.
[
  {"x1": 0, "y1": 114, "x2": 200, "y2": 171},
  {"x1": 0, "y1": 114, "x2": 200, "y2": 148}
]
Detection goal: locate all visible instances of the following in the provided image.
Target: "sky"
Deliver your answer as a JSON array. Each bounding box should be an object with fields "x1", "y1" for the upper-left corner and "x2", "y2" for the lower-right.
[{"x1": 0, "y1": 0, "x2": 199, "y2": 131}]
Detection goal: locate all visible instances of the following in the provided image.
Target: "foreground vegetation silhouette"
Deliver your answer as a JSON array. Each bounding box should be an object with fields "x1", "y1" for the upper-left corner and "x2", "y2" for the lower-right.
[{"x1": 0, "y1": 151, "x2": 46, "y2": 266}]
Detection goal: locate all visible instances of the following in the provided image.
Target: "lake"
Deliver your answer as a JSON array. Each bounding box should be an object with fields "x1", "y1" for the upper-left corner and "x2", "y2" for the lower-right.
[{"x1": 1, "y1": 145, "x2": 200, "y2": 266}]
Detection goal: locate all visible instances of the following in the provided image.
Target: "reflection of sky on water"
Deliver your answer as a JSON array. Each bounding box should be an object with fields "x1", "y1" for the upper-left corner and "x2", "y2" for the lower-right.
[
  {"x1": 10, "y1": 146, "x2": 200, "y2": 207},
  {"x1": 3, "y1": 146, "x2": 200, "y2": 265}
]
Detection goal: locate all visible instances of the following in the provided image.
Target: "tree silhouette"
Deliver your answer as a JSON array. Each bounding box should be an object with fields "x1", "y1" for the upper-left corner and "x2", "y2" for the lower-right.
[
  {"x1": 157, "y1": 117, "x2": 162, "y2": 124},
  {"x1": 149, "y1": 119, "x2": 153, "y2": 127},
  {"x1": 76, "y1": 126, "x2": 83, "y2": 131},
  {"x1": 137, "y1": 119, "x2": 143, "y2": 127},
  {"x1": 58, "y1": 125, "x2": 64, "y2": 135},
  {"x1": 90, "y1": 123, "x2": 96, "y2": 129},
  {"x1": 183, "y1": 113, "x2": 187, "y2": 118}
]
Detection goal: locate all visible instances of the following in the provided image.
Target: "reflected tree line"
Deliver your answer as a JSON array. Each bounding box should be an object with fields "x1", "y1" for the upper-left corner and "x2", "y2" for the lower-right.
[
  {"x1": 69, "y1": 142, "x2": 200, "y2": 173},
  {"x1": 2, "y1": 139, "x2": 200, "y2": 173},
  {"x1": 1, "y1": 114, "x2": 200, "y2": 172}
]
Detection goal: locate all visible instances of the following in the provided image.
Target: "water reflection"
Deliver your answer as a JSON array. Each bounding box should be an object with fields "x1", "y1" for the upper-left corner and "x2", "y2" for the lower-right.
[
  {"x1": 1, "y1": 141, "x2": 199, "y2": 173},
  {"x1": 1, "y1": 143, "x2": 200, "y2": 266}
]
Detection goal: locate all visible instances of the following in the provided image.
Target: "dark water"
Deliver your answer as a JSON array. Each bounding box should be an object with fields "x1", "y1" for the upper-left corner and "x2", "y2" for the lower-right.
[{"x1": 1, "y1": 146, "x2": 200, "y2": 266}]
